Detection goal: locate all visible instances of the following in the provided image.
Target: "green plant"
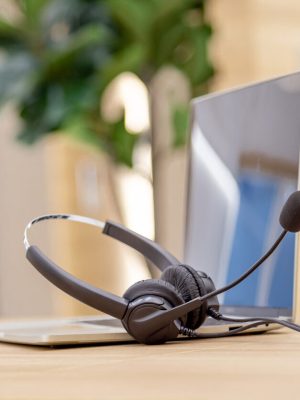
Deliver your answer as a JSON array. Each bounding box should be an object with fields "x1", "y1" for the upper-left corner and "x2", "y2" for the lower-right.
[{"x1": 0, "y1": 0, "x2": 213, "y2": 166}]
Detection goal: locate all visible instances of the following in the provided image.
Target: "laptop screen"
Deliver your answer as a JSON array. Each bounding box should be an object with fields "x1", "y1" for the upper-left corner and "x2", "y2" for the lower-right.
[{"x1": 185, "y1": 72, "x2": 300, "y2": 315}]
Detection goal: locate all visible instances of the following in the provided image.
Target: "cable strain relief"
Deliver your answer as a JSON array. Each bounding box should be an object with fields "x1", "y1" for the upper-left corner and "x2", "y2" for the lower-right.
[
  {"x1": 207, "y1": 307, "x2": 222, "y2": 320},
  {"x1": 179, "y1": 325, "x2": 197, "y2": 338}
]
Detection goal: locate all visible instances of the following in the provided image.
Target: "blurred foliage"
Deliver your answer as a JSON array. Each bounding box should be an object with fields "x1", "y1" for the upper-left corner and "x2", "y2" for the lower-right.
[
  {"x1": 0, "y1": 0, "x2": 214, "y2": 166},
  {"x1": 172, "y1": 104, "x2": 190, "y2": 148}
]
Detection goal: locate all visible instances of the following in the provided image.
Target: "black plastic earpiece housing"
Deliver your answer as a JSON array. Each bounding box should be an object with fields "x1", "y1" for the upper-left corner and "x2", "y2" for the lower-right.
[
  {"x1": 122, "y1": 296, "x2": 181, "y2": 344},
  {"x1": 122, "y1": 279, "x2": 186, "y2": 344}
]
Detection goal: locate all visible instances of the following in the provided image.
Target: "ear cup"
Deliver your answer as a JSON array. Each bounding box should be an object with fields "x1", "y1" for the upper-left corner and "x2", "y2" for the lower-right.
[
  {"x1": 123, "y1": 279, "x2": 185, "y2": 309},
  {"x1": 122, "y1": 279, "x2": 185, "y2": 344},
  {"x1": 161, "y1": 265, "x2": 208, "y2": 330}
]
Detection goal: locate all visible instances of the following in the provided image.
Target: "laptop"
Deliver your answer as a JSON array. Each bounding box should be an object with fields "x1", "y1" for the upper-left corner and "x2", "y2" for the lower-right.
[{"x1": 1, "y1": 71, "x2": 300, "y2": 346}]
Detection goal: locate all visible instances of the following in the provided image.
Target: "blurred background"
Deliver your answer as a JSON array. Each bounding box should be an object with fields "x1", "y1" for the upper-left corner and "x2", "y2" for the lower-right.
[{"x1": 0, "y1": 0, "x2": 299, "y2": 318}]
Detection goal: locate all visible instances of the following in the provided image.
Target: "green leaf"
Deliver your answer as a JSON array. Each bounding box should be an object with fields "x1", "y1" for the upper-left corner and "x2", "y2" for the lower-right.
[
  {"x1": 0, "y1": 53, "x2": 37, "y2": 106},
  {"x1": 63, "y1": 115, "x2": 105, "y2": 149},
  {"x1": 151, "y1": 0, "x2": 193, "y2": 20},
  {"x1": 42, "y1": 24, "x2": 109, "y2": 77},
  {"x1": 106, "y1": 0, "x2": 153, "y2": 41},
  {"x1": 18, "y1": 0, "x2": 50, "y2": 29},
  {"x1": 100, "y1": 43, "x2": 146, "y2": 87},
  {"x1": 110, "y1": 119, "x2": 138, "y2": 167},
  {"x1": 155, "y1": 24, "x2": 185, "y2": 66},
  {"x1": 0, "y1": 19, "x2": 24, "y2": 46},
  {"x1": 0, "y1": 0, "x2": 213, "y2": 169},
  {"x1": 17, "y1": 124, "x2": 49, "y2": 144},
  {"x1": 17, "y1": 98, "x2": 52, "y2": 144},
  {"x1": 181, "y1": 24, "x2": 214, "y2": 86},
  {"x1": 62, "y1": 80, "x2": 98, "y2": 112},
  {"x1": 172, "y1": 104, "x2": 189, "y2": 147}
]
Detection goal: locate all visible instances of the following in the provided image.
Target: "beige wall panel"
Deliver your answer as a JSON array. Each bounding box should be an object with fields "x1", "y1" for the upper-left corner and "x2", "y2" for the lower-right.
[
  {"x1": 0, "y1": 105, "x2": 53, "y2": 317},
  {"x1": 45, "y1": 136, "x2": 150, "y2": 316},
  {"x1": 208, "y1": 0, "x2": 300, "y2": 91}
]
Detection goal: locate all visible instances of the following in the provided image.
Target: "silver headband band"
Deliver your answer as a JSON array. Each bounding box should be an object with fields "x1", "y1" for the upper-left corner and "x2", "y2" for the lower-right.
[{"x1": 24, "y1": 214, "x2": 105, "y2": 250}]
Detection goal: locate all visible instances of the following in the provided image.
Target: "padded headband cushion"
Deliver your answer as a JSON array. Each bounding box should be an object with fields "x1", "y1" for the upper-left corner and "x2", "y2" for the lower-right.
[{"x1": 161, "y1": 265, "x2": 208, "y2": 330}]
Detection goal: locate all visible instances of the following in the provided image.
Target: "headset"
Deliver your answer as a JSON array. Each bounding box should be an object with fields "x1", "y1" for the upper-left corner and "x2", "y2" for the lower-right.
[{"x1": 24, "y1": 191, "x2": 300, "y2": 344}]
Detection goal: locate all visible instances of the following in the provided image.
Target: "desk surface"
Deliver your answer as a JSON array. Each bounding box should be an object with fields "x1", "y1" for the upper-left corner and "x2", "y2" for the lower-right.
[{"x1": 1, "y1": 329, "x2": 300, "y2": 400}]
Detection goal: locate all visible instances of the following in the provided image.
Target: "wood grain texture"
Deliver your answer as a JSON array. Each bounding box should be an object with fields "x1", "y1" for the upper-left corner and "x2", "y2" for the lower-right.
[
  {"x1": 208, "y1": 0, "x2": 300, "y2": 91},
  {"x1": 150, "y1": 66, "x2": 190, "y2": 264},
  {"x1": 1, "y1": 330, "x2": 300, "y2": 400}
]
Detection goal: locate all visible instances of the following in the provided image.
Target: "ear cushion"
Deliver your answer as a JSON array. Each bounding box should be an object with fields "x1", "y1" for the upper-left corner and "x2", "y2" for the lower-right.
[
  {"x1": 123, "y1": 279, "x2": 185, "y2": 309},
  {"x1": 161, "y1": 265, "x2": 208, "y2": 330}
]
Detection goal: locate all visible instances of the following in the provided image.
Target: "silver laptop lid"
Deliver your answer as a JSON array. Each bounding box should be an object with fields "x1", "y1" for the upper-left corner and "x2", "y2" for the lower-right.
[{"x1": 185, "y1": 72, "x2": 300, "y2": 317}]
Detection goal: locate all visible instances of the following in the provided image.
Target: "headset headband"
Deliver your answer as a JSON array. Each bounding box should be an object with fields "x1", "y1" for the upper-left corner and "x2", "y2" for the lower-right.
[{"x1": 24, "y1": 214, "x2": 180, "y2": 319}]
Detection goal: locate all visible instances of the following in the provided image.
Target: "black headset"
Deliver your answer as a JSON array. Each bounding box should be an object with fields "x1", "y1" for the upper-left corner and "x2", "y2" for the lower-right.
[{"x1": 24, "y1": 191, "x2": 300, "y2": 344}]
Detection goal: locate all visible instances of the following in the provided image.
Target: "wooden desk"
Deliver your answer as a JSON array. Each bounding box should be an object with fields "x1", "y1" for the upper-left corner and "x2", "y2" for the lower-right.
[{"x1": 0, "y1": 329, "x2": 300, "y2": 400}]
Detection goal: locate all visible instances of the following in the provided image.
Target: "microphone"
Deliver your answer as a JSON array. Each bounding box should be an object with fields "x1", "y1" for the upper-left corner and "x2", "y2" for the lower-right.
[
  {"x1": 279, "y1": 190, "x2": 300, "y2": 232},
  {"x1": 135, "y1": 190, "x2": 300, "y2": 336}
]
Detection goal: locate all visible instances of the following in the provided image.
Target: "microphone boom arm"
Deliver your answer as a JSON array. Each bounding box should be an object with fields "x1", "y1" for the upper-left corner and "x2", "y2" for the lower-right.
[{"x1": 136, "y1": 229, "x2": 287, "y2": 334}]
